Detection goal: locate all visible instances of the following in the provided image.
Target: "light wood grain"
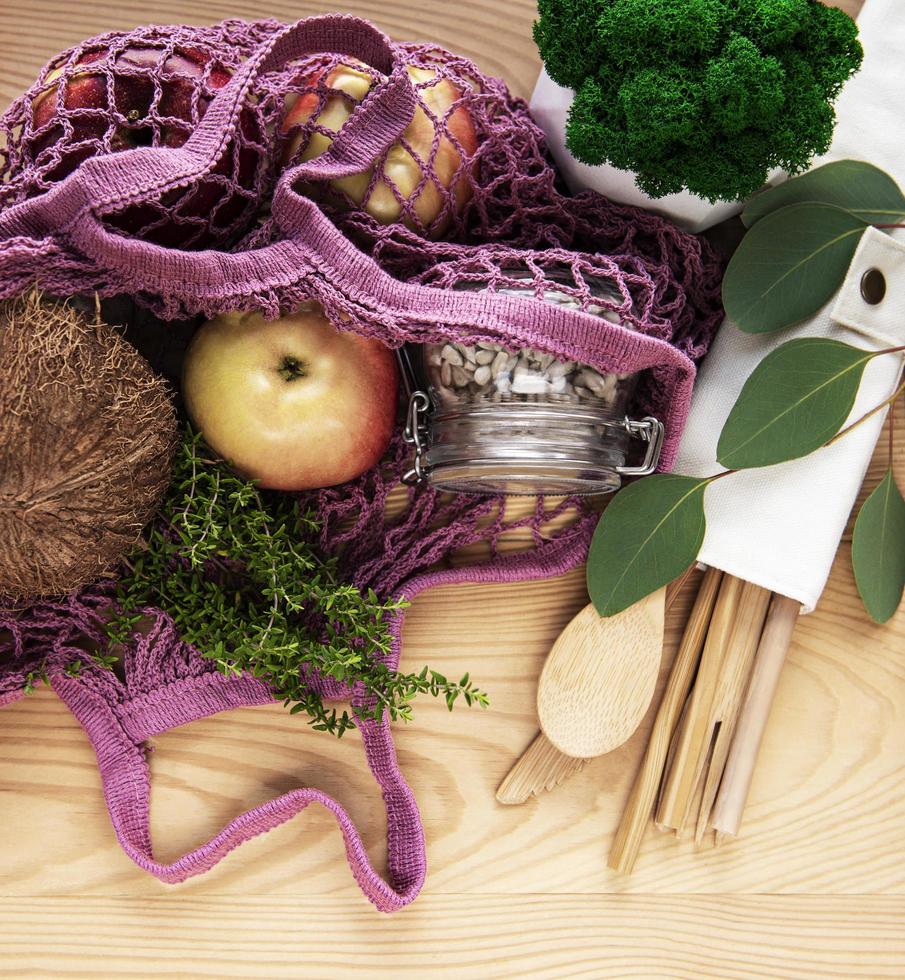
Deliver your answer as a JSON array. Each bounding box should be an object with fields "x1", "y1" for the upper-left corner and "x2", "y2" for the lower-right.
[
  {"x1": 1, "y1": 0, "x2": 895, "y2": 978},
  {"x1": 1, "y1": 895, "x2": 904, "y2": 979}
]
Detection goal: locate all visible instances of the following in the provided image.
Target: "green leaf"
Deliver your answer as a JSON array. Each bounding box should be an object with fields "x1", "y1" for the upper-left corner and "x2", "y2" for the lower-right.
[
  {"x1": 717, "y1": 338, "x2": 873, "y2": 469},
  {"x1": 587, "y1": 474, "x2": 708, "y2": 617},
  {"x1": 742, "y1": 160, "x2": 905, "y2": 228},
  {"x1": 852, "y1": 469, "x2": 905, "y2": 624},
  {"x1": 723, "y1": 203, "x2": 867, "y2": 334}
]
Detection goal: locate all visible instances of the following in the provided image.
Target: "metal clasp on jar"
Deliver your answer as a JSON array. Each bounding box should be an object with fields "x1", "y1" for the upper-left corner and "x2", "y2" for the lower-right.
[
  {"x1": 617, "y1": 416, "x2": 665, "y2": 477},
  {"x1": 402, "y1": 390, "x2": 432, "y2": 485}
]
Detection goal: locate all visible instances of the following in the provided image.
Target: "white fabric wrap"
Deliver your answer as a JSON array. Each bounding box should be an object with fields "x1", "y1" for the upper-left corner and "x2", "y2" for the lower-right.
[{"x1": 673, "y1": 0, "x2": 905, "y2": 612}]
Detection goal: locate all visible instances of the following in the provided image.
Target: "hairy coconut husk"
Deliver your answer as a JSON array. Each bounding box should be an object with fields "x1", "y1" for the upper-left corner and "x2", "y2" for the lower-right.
[{"x1": 0, "y1": 290, "x2": 178, "y2": 604}]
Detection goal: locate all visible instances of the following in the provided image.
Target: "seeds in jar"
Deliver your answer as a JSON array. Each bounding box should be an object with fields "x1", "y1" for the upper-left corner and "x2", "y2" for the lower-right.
[
  {"x1": 440, "y1": 343, "x2": 464, "y2": 367},
  {"x1": 427, "y1": 340, "x2": 633, "y2": 409}
]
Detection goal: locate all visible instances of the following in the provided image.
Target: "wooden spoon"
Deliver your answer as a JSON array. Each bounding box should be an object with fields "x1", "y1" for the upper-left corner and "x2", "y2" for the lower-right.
[
  {"x1": 497, "y1": 586, "x2": 666, "y2": 804},
  {"x1": 538, "y1": 587, "x2": 667, "y2": 757}
]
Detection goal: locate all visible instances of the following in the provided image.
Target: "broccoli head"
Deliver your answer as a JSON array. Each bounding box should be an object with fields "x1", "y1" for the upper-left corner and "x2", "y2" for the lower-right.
[{"x1": 535, "y1": 0, "x2": 862, "y2": 202}]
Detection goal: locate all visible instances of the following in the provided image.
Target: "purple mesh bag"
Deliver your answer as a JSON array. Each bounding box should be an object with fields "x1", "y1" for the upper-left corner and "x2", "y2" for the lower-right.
[{"x1": 0, "y1": 15, "x2": 723, "y2": 911}]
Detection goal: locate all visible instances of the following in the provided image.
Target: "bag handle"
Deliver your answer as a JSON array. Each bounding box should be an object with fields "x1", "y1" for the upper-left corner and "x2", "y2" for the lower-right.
[
  {"x1": 49, "y1": 664, "x2": 425, "y2": 912},
  {"x1": 43, "y1": 520, "x2": 594, "y2": 909}
]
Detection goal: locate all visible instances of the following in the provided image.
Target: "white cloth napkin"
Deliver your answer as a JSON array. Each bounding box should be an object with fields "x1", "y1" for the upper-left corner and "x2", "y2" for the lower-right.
[{"x1": 673, "y1": 0, "x2": 905, "y2": 612}]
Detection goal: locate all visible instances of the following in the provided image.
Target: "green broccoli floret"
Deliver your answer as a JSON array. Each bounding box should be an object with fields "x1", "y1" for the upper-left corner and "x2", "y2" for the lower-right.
[
  {"x1": 534, "y1": 0, "x2": 608, "y2": 90},
  {"x1": 535, "y1": 0, "x2": 863, "y2": 202},
  {"x1": 598, "y1": 0, "x2": 727, "y2": 64},
  {"x1": 703, "y1": 34, "x2": 785, "y2": 136}
]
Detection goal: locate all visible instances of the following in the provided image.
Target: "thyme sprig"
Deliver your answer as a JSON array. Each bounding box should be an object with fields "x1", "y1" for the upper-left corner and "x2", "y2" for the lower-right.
[{"x1": 105, "y1": 429, "x2": 488, "y2": 736}]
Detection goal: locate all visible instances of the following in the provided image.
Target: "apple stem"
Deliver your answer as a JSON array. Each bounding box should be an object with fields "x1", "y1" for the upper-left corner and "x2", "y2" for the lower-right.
[{"x1": 278, "y1": 356, "x2": 307, "y2": 382}]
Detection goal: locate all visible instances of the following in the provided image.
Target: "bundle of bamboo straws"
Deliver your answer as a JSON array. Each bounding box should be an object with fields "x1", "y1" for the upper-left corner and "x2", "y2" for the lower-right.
[{"x1": 609, "y1": 566, "x2": 801, "y2": 874}]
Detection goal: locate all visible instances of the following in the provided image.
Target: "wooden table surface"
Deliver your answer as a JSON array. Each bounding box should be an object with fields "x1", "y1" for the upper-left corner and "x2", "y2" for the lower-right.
[{"x1": 4, "y1": 1, "x2": 904, "y2": 977}]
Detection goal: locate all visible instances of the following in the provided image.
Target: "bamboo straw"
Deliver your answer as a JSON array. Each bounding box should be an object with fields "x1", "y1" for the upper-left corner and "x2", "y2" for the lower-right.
[
  {"x1": 656, "y1": 690, "x2": 691, "y2": 824},
  {"x1": 656, "y1": 572, "x2": 743, "y2": 833},
  {"x1": 608, "y1": 566, "x2": 723, "y2": 873},
  {"x1": 693, "y1": 579, "x2": 771, "y2": 842},
  {"x1": 710, "y1": 593, "x2": 801, "y2": 839}
]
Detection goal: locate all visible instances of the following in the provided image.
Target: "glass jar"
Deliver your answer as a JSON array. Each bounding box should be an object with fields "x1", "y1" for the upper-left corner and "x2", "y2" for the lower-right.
[{"x1": 400, "y1": 278, "x2": 664, "y2": 495}]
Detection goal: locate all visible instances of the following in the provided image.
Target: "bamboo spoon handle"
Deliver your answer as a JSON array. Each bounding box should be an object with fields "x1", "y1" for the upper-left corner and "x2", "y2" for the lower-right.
[
  {"x1": 710, "y1": 593, "x2": 801, "y2": 838},
  {"x1": 608, "y1": 566, "x2": 723, "y2": 874},
  {"x1": 496, "y1": 732, "x2": 586, "y2": 805}
]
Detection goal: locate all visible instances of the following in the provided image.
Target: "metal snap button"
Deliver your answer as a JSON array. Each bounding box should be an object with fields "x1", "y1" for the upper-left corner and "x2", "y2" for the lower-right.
[{"x1": 860, "y1": 268, "x2": 886, "y2": 305}]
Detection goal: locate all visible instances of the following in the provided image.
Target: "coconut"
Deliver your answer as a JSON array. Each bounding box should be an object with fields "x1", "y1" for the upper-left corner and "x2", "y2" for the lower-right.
[{"x1": 0, "y1": 291, "x2": 178, "y2": 603}]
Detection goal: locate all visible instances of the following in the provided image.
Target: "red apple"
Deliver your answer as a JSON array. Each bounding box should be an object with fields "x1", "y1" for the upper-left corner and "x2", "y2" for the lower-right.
[
  {"x1": 182, "y1": 304, "x2": 399, "y2": 490},
  {"x1": 281, "y1": 60, "x2": 477, "y2": 236},
  {"x1": 29, "y1": 45, "x2": 261, "y2": 248}
]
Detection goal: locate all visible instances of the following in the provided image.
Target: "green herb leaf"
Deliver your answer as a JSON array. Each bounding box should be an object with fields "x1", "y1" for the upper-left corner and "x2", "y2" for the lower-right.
[
  {"x1": 717, "y1": 338, "x2": 873, "y2": 469},
  {"x1": 852, "y1": 469, "x2": 905, "y2": 623},
  {"x1": 105, "y1": 428, "x2": 489, "y2": 736},
  {"x1": 587, "y1": 474, "x2": 708, "y2": 617},
  {"x1": 742, "y1": 160, "x2": 905, "y2": 227},
  {"x1": 723, "y1": 203, "x2": 867, "y2": 334}
]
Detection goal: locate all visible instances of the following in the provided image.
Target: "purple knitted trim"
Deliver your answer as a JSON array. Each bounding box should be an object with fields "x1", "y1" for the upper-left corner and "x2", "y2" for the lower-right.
[
  {"x1": 0, "y1": 688, "x2": 24, "y2": 708},
  {"x1": 115, "y1": 672, "x2": 274, "y2": 741}
]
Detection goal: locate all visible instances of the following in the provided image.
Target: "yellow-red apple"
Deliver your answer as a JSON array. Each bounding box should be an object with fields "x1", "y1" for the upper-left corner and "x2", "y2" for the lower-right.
[
  {"x1": 281, "y1": 60, "x2": 477, "y2": 236},
  {"x1": 182, "y1": 304, "x2": 399, "y2": 491}
]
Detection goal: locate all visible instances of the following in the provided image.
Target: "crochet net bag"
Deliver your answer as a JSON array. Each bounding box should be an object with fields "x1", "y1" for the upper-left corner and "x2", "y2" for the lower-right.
[{"x1": 0, "y1": 15, "x2": 723, "y2": 911}]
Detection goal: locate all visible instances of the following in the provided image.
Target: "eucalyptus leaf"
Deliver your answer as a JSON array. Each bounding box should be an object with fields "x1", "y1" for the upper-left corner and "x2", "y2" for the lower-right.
[
  {"x1": 717, "y1": 338, "x2": 873, "y2": 470},
  {"x1": 852, "y1": 469, "x2": 905, "y2": 624},
  {"x1": 587, "y1": 474, "x2": 708, "y2": 617},
  {"x1": 742, "y1": 160, "x2": 905, "y2": 227},
  {"x1": 723, "y1": 203, "x2": 867, "y2": 334}
]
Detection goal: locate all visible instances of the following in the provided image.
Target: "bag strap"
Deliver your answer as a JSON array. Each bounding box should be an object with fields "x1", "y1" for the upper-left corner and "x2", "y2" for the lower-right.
[{"x1": 48, "y1": 664, "x2": 425, "y2": 912}]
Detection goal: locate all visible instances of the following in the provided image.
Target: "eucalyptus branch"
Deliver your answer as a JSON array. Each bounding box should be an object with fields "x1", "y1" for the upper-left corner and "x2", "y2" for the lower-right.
[
  {"x1": 889, "y1": 393, "x2": 896, "y2": 469},
  {"x1": 872, "y1": 343, "x2": 905, "y2": 357},
  {"x1": 588, "y1": 341, "x2": 905, "y2": 619},
  {"x1": 623, "y1": 159, "x2": 905, "y2": 625},
  {"x1": 826, "y1": 375, "x2": 905, "y2": 448}
]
